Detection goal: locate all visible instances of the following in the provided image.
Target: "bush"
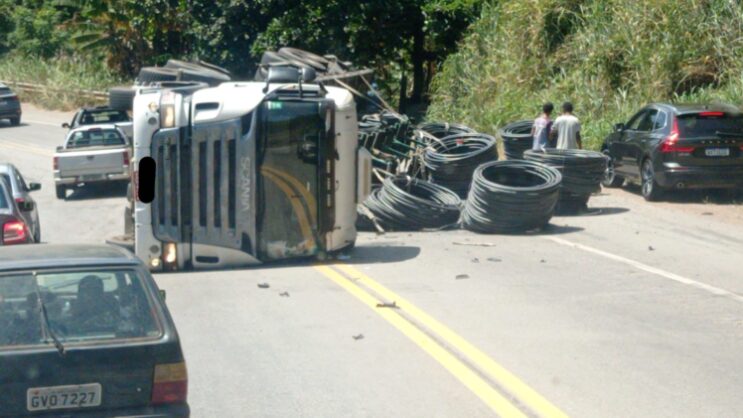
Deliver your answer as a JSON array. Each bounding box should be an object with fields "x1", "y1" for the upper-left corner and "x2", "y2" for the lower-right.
[{"x1": 428, "y1": 0, "x2": 743, "y2": 149}]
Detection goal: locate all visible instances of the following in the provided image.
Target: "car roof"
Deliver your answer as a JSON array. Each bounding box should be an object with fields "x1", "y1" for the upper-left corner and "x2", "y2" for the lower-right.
[
  {"x1": 0, "y1": 82, "x2": 7, "y2": 89},
  {"x1": 0, "y1": 163, "x2": 13, "y2": 173},
  {"x1": 0, "y1": 244, "x2": 141, "y2": 271},
  {"x1": 649, "y1": 103, "x2": 742, "y2": 116},
  {"x1": 69, "y1": 124, "x2": 121, "y2": 133}
]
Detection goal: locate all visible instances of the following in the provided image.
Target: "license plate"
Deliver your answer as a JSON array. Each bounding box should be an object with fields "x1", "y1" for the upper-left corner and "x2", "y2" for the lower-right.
[
  {"x1": 705, "y1": 147, "x2": 730, "y2": 157},
  {"x1": 27, "y1": 383, "x2": 102, "y2": 411},
  {"x1": 81, "y1": 174, "x2": 105, "y2": 181}
]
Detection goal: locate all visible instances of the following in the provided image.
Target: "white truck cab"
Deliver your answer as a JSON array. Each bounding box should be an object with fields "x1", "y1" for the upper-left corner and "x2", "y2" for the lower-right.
[{"x1": 129, "y1": 69, "x2": 371, "y2": 271}]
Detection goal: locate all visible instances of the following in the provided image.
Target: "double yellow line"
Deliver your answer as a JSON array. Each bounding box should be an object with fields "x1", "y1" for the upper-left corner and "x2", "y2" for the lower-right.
[
  {"x1": 314, "y1": 263, "x2": 569, "y2": 418},
  {"x1": 0, "y1": 140, "x2": 54, "y2": 157}
]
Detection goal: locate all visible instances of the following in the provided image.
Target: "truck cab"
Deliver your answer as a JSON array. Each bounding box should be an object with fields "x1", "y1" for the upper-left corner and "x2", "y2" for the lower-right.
[{"x1": 128, "y1": 68, "x2": 371, "y2": 271}]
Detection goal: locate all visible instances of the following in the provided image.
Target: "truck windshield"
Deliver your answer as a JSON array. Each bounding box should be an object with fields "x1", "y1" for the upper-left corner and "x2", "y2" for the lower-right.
[
  {"x1": 677, "y1": 114, "x2": 743, "y2": 137},
  {"x1": 67, "y1": 129, "x2": 125, "y2": 148},
  {"x1": 0, "y1": 269, "x2": 162, "y2": 348},
  {"x1": 80, "y1": 110, "x2": 130, "y2": 125}
]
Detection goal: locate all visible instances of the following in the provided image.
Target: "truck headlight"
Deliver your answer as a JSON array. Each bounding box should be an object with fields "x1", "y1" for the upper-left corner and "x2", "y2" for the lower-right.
[{"x1": 160, "y1": 90, "x2": 176, "y2": 128}]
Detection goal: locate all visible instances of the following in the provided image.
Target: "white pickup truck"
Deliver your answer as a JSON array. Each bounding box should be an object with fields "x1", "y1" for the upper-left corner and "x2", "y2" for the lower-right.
[{"x1": 53, "y1": 125, "x2": 131, "y2": 199}]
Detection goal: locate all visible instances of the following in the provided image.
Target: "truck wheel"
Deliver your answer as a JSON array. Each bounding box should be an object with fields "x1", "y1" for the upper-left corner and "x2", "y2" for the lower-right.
[{"x1": 55, "y1": 185, "x2": 66, "y2": 200}]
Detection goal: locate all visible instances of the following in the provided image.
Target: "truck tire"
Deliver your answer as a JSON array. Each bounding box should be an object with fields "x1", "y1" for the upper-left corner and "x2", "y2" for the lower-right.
[
  {"x1": 166, "y1": 59, "x2": 232, "y2": 77},
  {"x1": 197, "y1": 60, "x2": 232, "y2": 77},
  {"x1": 109, "y1": 86, "x2": 136, "y2": 111},
  {"x1": 138, "y1": 67, "x2": 179, "y2": 83},
  {"x1": 55, "y1": 185, "x2": 66, "y2": 200}
]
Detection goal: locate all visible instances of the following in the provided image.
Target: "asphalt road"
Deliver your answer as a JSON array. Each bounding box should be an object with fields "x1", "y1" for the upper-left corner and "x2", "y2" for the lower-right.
[{"x1": 2, "y1": 107, "x2": 743, "y2": 417}]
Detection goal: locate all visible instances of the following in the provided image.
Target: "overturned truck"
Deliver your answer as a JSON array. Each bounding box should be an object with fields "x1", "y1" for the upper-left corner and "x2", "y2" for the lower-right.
[{"x1": 113, "y1": 62, "x2": 373, "y2": 271}]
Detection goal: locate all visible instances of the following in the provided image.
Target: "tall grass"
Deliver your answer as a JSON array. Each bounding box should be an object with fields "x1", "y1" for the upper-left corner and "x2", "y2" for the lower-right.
[
  {"x1": 428, "y1": 0, "x2": 743, "y2": 149},
  {"x1": 0, "y1": 54, "x2": 124, "y2": 110}
]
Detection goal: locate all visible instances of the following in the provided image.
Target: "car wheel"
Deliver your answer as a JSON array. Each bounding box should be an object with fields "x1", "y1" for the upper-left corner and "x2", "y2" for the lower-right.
[
  {"x1": 55, "y1": 185, "x2": 66, "y2": 200},
  {"x1": 10, "y1": 116, "x2": 20, "y2": 126},
  {"x1": 641, "y1": 159, "x2": 663, "y2": 201},
  {"x1": 34, "y1": 227, "x2": 40, "y2": 243},
  {"x1": 601, "y1": 149, "x2": 624, "y2": 188}
]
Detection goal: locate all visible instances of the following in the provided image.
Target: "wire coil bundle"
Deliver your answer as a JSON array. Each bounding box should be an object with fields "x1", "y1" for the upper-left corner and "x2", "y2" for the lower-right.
[
  {"x1": 462, "y1": 160, "x2": 562, "y2": 233},
  {"x1": 360, "y1": 175, "x2": 462, "y2": 231},
  {"x1": 416, "y1": 122, "x2": 476, "y2": 140},
  {"x1": 422, "y1": 133, "x2": 499, "y2": 197},
  {"x1": 523, "y1": 149, "x2": 607, "y2": 213},
  {"x1": 499, "y1": 120, "x2": 534, "y2": 160}
]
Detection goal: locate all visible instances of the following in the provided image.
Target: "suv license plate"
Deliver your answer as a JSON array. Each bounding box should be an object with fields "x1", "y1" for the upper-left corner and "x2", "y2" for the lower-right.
[
  {"x1": 705, "y1": 148, "x2": 730, "y2": 157},
  {"x1": 27, "y1": 383, "x2": 102, "y2": 411}
]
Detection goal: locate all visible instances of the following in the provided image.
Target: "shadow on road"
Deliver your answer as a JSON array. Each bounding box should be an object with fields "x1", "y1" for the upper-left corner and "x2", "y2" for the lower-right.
[
  {"x1": 65, "y1": 183, "x2": 128, "y2": 201},
  {"x1": 624, "y1": 184, "x2": 743, "y2": 205},
  {"x1": 340, "y1": 245, "x2": 421, "y2": 264},
  {"x1": 556, "y1": 207, "x2": 630, "y2": 217}
]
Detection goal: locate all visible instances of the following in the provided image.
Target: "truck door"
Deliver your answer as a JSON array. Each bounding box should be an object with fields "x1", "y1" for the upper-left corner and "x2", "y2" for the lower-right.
[{"x1": 256, "y1": 98, "x2": 336, "y2": 261}]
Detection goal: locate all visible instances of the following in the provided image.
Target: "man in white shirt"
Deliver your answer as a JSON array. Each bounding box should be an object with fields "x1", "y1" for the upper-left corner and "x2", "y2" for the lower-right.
[{"x1": 550, "y1": 102, "x2": 582, "y2": 149}]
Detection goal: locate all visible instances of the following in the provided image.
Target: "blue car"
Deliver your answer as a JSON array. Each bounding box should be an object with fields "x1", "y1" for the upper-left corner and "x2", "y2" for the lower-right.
[{"x1": 0, "y1": 83, "x2": 21, "y2": 126}]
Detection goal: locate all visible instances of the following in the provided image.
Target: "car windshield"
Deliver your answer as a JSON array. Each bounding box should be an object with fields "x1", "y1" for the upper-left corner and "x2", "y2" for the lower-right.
[
  {"x1": 0, "y1": 87, "x2": 12, "y2": 96},
  {"x1": 67, "y1": 129, "x2": 125, "y2": 148},
  {"x1": 0, "y1": 268, "x2": 162, "y2": 348},
  {"x1": 80, "y1": 110, "x2": 129, "y2": 125},
  {"x1": 677, "y1": 114, "x2": 743, "y2": 137},
  {"x1": 0, "y1": 184, "x2": 8, "y2": 209}
]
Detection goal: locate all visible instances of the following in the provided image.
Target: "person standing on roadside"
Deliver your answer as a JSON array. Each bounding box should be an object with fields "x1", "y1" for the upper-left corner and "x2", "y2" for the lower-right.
[
  {"x1": 531, "y1": 102, "x2": 554, "y2": 151},
  {"x1": 550, "y1": 102, "x2": 582, "y2": 149}
]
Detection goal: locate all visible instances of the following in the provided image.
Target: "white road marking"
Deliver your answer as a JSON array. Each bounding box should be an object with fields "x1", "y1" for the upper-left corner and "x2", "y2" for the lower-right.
[
  {"x1": 23, "y1": 119, "x2": 65, "y2": 128},
  {"x1": 546, "y1": 236, "x2": 743, "y2": 304}
]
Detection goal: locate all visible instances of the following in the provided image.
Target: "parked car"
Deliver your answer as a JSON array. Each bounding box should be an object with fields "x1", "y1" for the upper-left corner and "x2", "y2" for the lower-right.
[
  {"x1": 0, "y1": 164, "x2": 41, "y2": 242},
  {"x1": 63, "y1": 106, "x2": 133, "y2": 139},
  {"x1": 602, "y1": 103, "x2": 743, "y2": 200},
  {"x1": 0, "y1": 175, "x2": 35, "y2": 245},
  {"x1": 0, "y1": 244, "x2": 189, "y2": 417},
  {"x1": 54, "y1": 125, "x2": 131, "y2": 199},
  {"x1": 0, "y1": 83, "x2": 22, "y2": 126}
]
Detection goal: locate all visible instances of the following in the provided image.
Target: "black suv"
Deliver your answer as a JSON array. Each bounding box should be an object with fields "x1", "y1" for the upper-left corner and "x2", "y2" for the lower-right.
[
  {"x1": 601, "y1": 103, "x2": 743, "y2": 200},
  {"x1": 0, "y1": 83, "x2": 21, "y2": 126}
]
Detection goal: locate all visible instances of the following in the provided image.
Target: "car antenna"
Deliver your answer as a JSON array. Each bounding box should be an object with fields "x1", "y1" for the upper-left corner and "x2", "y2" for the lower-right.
[{"x1": 32, "y1": 271, "x2": 65, "y2": 357}]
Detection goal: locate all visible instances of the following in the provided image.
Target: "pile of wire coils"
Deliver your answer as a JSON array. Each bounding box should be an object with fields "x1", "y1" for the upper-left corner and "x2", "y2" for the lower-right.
[
  {"x1": 422, "y1": 133, "x2": 498, "y2": 197},
  {"x1": 462, "y1": 161, "x2": 562, "y2": 233},
  {"x1": 499, "y1": 120, "x2": 534, "y2": 160},
  {"x1": 416, "y1": 122, "x2": 476, "y2": 141},
  {"x1": 360, "y1": 175, "x2": 462, "y2": 231},
  {"x1": 523, "y1": 149, "x2": 607, "y2": 213}
]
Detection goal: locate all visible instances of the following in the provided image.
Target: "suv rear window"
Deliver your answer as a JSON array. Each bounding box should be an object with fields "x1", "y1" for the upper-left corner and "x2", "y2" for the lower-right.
[
  {"x1": 0, "y1": 269, "x2": 163, "y2": 348},
  {"x1": 80, "y1": 110, "x2": 129, "y2": 125},
  {"x1": 0, "y1": 182, "x2": 8, "y2": 209},
  {"x1": 677, "y1": 113, "x2": 743, "y2": 137},
  {"x1": 67, "y1": 129, "x2": 125, "y2": 148},
  {"x1": 0, "y1": 88, "x2": 12, "y2": 96}
]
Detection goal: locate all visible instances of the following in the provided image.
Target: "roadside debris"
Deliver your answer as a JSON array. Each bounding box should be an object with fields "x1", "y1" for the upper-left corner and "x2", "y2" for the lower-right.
[
  {"x1": 702, "y1": 212, "x2": 713, "y2": 216},
  {"x1": 487, "y1": 257, "x2": 502, "y2": 262},
  {"x1": 352, "y1": 334, "x2": 365, "y2": 340},
  {"x1": 279, "y1": 291, "x2": 290, "y2": 297},
  {"x1": 376, "y1": 301, "x2": 399, "y2": 309},
  {"x1": 257, "y1": 283, "x2": 270, "y2": 289},
  {"x1": 453, "y1": 241, "x2": 496, "y2": 247},
  {"x1": 471, "y1": 258, "x2": 480, "y2": 263},
  {"x1": 648, "y1": 246, "x2": 655, "y2": 251},
  {"x1": 455, "y1": 274, "x2": 470, "y2": 280}
]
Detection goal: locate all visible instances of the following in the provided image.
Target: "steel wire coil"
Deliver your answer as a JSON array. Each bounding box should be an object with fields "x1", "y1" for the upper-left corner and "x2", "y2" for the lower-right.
[
  {"x1": 462, "y1": 160, "x2": 562, "y2": 233},
  {"x1": 417, "y1": 122, "x2": 476, "y2": 139},
  {"x1": 359, "y1": 175, "x2": 462, "y2": 231},
  {"x1": 523, "y1": 149, "x2": 607, "y2": 212},
  {"x1": 422, "y1": 133, "x2": 498, "y2": 197},
  {"x1": 499, "y1": 120, "x2": 534, "y2": 160}
]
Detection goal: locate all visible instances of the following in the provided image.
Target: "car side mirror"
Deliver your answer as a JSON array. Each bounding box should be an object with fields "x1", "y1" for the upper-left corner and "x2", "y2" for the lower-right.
[
  {"x1": 28, "y1": 182, "x2": 41, "y2": 192},
  {"x1": 159, "y1": 289, "x2": 167, "y2": 301},
  {"x1": 62, "y1": 123, "x2": 70, "y2": 129},
  {"x1": 614, "y1": 123, "x2": 625, "y2": 132}
]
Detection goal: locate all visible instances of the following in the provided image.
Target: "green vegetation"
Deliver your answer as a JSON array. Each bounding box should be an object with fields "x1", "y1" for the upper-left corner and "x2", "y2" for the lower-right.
[
  {"x1": 0, "y1": 54, "x2": 123, "y2": 109},
  {"x1": 428, "y1": 0, "x2": 743, "y2": 149}
]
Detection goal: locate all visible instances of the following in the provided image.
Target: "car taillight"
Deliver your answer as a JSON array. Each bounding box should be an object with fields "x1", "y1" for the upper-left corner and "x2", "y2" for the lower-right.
[
  {"x1": 3, "y1": 221, "x2": 28, "y2": 245},
  {"x1": 151, "y1": 362, "x2": 188, "y2": 405},
  {"x1": 123, "y1": 151, "x2": 130, "y2": 167},
  {"x1": 660, "y1": 118, "x2": 694, "y2": 153},
  {"x1": 53, "y1": 156, "x2": 59, "y2": 170}
]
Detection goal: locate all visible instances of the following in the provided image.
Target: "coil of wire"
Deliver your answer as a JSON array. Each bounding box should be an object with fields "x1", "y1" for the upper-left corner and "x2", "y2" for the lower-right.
[
  {"x1": 499, "y1": 120, "x2": 534, "y2": 160},
  {"x1": 523, "y1": 149, "x2": 607, "y2": 212},
  {"x1": 360, "y1": 175, "x2": 462, "y2": 231},
  {"x1": 462, "y1": 160, "x2": 562, "y2": 233},
  {"x1": 417, "y1": 122, "x2": 476, "y2": 140},
  {"x1": 422, "y1": 133, "x2": 498, "y2": 197}
]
